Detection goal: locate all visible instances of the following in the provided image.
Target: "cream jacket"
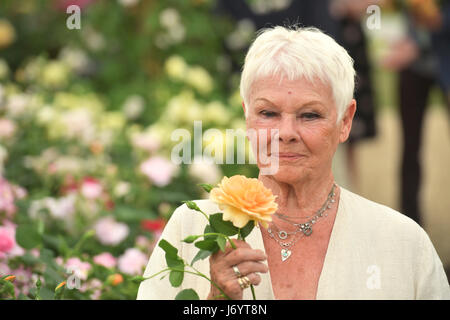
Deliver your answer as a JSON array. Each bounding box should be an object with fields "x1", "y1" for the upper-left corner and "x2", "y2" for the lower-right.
[{"x1": 137, "y1": 187, "x2": 450, "y2": 300}]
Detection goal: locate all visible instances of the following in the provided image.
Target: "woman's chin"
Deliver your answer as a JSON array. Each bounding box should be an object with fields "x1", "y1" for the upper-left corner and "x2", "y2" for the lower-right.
[{"x1": 260, "y1": 165, "x2": 305, "y2": 183}]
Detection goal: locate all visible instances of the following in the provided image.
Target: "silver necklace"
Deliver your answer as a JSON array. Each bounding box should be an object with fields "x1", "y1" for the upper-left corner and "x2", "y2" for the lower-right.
[{"x1": 267, "y1": 183, "x2": 337, "y2": 261}]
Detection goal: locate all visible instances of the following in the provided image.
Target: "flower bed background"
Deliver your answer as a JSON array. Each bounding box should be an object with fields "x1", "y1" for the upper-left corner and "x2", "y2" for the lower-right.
[{"x1": 0, "y1": 0, "x2": 261, "y2": 299}]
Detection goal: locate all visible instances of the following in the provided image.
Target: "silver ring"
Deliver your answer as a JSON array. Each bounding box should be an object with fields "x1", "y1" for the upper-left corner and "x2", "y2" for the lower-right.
[{"x1": 232, "y1": 265, "x2": 241, "y2": 277}]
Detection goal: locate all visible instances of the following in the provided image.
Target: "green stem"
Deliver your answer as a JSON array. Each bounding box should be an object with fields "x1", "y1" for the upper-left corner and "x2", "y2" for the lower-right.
[
  {"x1": 188, "y1": 266, "x2": 231, "y2": 300},
  {"x1": 236, "y1": 231, "x2": 256, "y2": 300},
  {"x1": 138, "y1": 266, "x2": 231, "y2": 300}
]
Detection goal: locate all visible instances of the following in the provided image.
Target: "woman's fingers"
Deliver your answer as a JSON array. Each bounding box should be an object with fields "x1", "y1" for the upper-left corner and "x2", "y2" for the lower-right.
[
  {"x1": 234, "y1": 261, "x2": 268, "y2": 276},
  {"x1": 225, "y1": 247, "x2": 267, "y2": 266},
  {"x1": 242, "y1": 272, "x2": 262, "y2": 286}
]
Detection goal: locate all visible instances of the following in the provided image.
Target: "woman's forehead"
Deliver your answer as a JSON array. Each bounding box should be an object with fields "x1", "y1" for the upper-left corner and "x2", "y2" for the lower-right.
[{"x1": 249, "y1": 76, "x2": 333, "y2": 104}]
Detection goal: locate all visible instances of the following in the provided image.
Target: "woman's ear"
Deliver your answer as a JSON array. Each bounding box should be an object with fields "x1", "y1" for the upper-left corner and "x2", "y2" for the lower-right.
[
  {"x1": 339, "y1": 99, "x2": 357, "y2": 143},
  {"x1": 242, "y1": 102, "x2": 246, "y2": 115}
]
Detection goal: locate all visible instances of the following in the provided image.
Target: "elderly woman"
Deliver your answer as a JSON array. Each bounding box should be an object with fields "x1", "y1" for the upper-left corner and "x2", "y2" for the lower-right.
[{"x1": 137, "y1": 26, "x2": 450, "y2": 300}]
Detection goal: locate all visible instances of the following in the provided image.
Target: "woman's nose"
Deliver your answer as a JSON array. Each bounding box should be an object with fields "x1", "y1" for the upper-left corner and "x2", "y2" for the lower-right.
[{"x1": 278, "y1": 115, "x2": 300, "y2": 143}]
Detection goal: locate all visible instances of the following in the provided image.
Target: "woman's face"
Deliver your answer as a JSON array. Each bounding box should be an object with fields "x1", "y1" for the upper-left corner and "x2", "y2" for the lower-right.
[{"x1": 245, "y1": 76, "x2": 356, "y2": 184}]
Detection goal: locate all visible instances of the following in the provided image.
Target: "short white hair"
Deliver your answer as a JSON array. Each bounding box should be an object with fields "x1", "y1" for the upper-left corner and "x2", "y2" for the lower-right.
[{"x1": 240, "y1": 26, "x2": 355, "y2": 122}]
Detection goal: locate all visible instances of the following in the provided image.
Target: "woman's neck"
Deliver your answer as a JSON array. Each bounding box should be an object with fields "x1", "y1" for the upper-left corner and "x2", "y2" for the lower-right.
[{"x1": 258, "y1": 173, "x2": 336, "y2": 218}]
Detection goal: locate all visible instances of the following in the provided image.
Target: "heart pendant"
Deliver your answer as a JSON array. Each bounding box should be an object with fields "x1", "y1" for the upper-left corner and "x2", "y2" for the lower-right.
[{"x1": 281, "y1": 249, "x2": 291, "y2": 261}]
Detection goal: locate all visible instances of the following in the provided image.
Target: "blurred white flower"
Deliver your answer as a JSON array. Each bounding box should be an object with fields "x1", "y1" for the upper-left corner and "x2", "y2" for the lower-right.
[
  {"x1": 114, "y1": 181, "x2": 131, "y2": 198},
  {"x1": 225, "y1": 19, "x2": 256, "y2": 51},
  {"x1": 189, "y1": 155, "x2": 221, "y2": 185},
  {"x1": 41, "y1": 61, "x2": 69, "y2": 88},
  {"x1": 60, "y1": 108, "x2": 96, "y2": 144},
  {"x1": 140, "y1": 156, "x2": 178, "y2": 187},
  {"x1": 117, "y1": 248, "x2": 148, "y2": 275},
  {"x1": 167, "y1": 24, "x2": 186, "y2": 43},
  {"x1": 164, "y1": 90, "x2": 203, "y2": 124},
  {"x1": 164, "y1": 55, "x2": 188, "y2": 80},
  {"x1": 94, "y1": 216, "x2": 129, "y2": 246},
  {"x1": 185, "y1": 66, "x2": 213, "y2": 94},
  {"x1": 159, "y1": 8, "x2": 181, "y2": 28},
  {"x1": 204, "y1": 101, "x2": 231, "y2": 125},
  {"x1": 83, "y1": 26, "x2": 105, "y2": 52},
  {"x1": 6, "y1": 93, "x2": 29, "y2": 118},
  {"x1": 44, "y1": 194, "x2": 76, "y2": 219},
  {"x1": 59, "y1": 47, "x2": 90, "y2": 74},
  {"x1": 158, "y1": 8, "x2": 186, "y2": 46},
  {"x1": 36, "y1": 105, "x2": 57, "y2": 124},
  {"x1": 122, "y1": 95, "x2": 145, "y2": 120}
]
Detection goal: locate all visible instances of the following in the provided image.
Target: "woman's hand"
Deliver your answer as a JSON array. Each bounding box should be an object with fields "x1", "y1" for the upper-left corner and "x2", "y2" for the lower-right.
[{"x1": 207, "y1": 239, "x2": 268, "y2": 300}]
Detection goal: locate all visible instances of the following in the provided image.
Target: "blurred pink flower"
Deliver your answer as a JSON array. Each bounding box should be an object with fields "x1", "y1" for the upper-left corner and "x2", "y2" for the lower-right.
[
  {"x1": 94, "y1": 216, "x2": 129, "y2": 245},
  {"x1": 0, "y1": 221, "x2": 24, "y2": 259},
  {"x1": 93, "y1": 252, "x2": 117, "y2": 268},
  {"x1": 54, "y1": 0, "x2": 96, "y2": 11},
  {"x1": 0, "y1": 177, "x2": 18, "y2": 217},
  {"x1": 117, "y1": 248, "x2": 147, "y2": 275},
  {"x1": 131, "y1": 131, "x2": 160, "y2": 152},
  {"x1": 66, "y1": 257, "x2": 92, "y2": 281},
  {"x1": 55, "y1": 256, "x2": 64, "y2": 266},
  {"x1": 139, "y1": 156, "x2": 178, "y2": 187},
  {"x1": 81, "y1": 177, "x2": 103, "y2": 199},
  {"x1": 30, "y1": 249, "x2": 40, "y2": 258},
  {"x1": 10, "y1": 265, "x2": 32, "y2": 296},
  {"x1": 0, "y1": 226, "x2": 15, "y2": 254},
  {"x1": 0, "y1": 118, "x2": 16, "y2": 139},
  {"x1": 87, "y1": 278, "x2": 102, "y2": 299}
]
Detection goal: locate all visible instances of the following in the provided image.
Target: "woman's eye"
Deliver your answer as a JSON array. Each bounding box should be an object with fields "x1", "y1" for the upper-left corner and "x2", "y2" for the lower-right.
[
  {"x1": 260, "y1": 111, "x2": 277, "y2": 118},
  {"x1": 300, "y1": 113, "x2": 320, "y2": 120}
]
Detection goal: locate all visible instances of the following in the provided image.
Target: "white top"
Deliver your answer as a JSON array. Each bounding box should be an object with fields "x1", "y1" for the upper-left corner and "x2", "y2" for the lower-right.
[{"x1": 137, "y1": 187, "x2": 450, "y2": 300}]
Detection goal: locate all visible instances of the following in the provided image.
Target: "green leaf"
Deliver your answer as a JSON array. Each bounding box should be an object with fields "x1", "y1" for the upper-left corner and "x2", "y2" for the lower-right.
[
  {"x1": 203, "y1": 225, "x2": 216, "y2": 240},
  {"x1": 216, "y1": 236, "x2": 227, "y2": 252},
  {"x1": 239, "y1": 220, "x2": 256, "y2": 239},
  {"x1": 15, "y1": 224, "x2": 42, "y2": 250},
  {"x1": 191, "y1": 249, "x2": 212, "y2": 266},
  {"x1": 175, "y1": 288, "x2": 200, "y2": 300},
  {"x1": 169, "y1": 270, "x2": 184, "y2": 287},
  {"x1": 158, "y1": 239, "x2": 178, "y2": 258},
  {"x1": 194, "y1": 239, "x2": 219, "y2": 252},
  {"x1": 209, "y1": 213, "x2": 239, "y2": 236},
  {"x1": 166, "y1": 255, "x2": 184, "y2": 270},
  {"x1": 197, "y1": 183, "x2": 214, "y2": 193}
]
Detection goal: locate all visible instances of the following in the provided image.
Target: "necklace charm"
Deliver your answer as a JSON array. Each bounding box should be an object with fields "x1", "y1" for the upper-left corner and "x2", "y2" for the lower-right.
[
  {"x1": 300, "y1": 223, "x2": 313, "y2": 236},
  {"x1": 281, "y1": 249, "x2": 291, "y2": 261},
  {"x1": 278, "y1": 231, "x2": 288, "y2": 239}
]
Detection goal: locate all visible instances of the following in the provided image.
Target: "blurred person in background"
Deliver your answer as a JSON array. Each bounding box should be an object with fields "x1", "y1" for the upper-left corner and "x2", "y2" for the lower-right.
[
  {"x1": 329, "y1": 0, "x2": 378, "y2": 189},
  {"x1": 382, "y1": 0, "x2": 450, "y2": 226}
]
